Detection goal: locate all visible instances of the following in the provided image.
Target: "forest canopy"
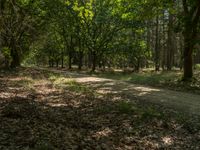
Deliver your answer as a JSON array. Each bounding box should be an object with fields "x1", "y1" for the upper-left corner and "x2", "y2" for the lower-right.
[{"x1": 0, "y1": 0, "x2": 200, "y2": 80}]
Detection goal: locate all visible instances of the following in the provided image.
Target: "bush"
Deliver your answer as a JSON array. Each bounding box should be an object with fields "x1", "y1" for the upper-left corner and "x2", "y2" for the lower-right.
[
  {"x1": 1, "y1": 47, "x2": 12, "y2": 68},
  {"x1": 195, "y1": 64, "x2": 200, "y2": 70}
]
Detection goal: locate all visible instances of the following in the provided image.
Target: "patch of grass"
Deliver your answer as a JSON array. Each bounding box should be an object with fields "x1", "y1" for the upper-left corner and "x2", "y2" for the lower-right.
[
  {"x1": 66, "y1": 80, "x2": 94, "y2": 94},
  {"x1": 94, "y1": 71, "x2": 181, "y2": 85},
  {"x1": 117, "y1": 101, "x2": 137, "y2": 114},
  {"x1": 92, "y1": 70, "x2": 200, "y2": 94},
  {"x1": 12, "y1": 78, "x2": 35, "y2": 91},
  {"x1": 15, "y1": 78, "x2": 33, "y2": 85},
  {"x1": 49, "y1": 74, "x2": 95, "y2": 95},
  {"x1": 141, "y1": 107, "x2": 164, "y2": 121},
  {"x1": 48, "y1": 73, "x2": 62, "y2": 81},
  {"x1": 130, "y1": 71, "x2": 181, "y2": 85},
  {"x1": 116, "y1": 101, "x2": 165, "y2": 120}
]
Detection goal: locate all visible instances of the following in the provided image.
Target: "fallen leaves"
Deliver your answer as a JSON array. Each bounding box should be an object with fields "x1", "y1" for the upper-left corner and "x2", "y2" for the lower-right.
[{"x1": 0, "y1": 68, "x2": 200, "y2": 150}]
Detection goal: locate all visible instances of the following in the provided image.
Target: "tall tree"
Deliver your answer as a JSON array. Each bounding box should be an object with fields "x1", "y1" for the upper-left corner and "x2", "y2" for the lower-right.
[{"x1": 182, "y1": 0, "x2": 200, "y2": 80}]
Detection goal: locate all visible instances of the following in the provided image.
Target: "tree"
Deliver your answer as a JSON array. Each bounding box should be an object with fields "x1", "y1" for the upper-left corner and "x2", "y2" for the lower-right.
[
  {"x1": 0, "y1": 0, "x2": 44, "y2": 68},
  {"x1": 182, "y1": 0, "x2": 200, "y2": 80}
]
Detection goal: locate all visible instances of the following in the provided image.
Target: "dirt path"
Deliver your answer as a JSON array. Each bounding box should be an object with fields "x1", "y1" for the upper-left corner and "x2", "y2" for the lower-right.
[
  {"x1": 49, "y1": 69, "x2": 200, "y2": 116},
  {"x1": 1, "y1": 67, "x2": 200, "y2": 149}
]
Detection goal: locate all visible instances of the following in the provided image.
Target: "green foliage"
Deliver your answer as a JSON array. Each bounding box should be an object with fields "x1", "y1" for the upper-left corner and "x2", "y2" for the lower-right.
[
  {"x1": 66, "y1": 80, "x2": 93, "y2": 94},
  {"x1": 141, "y1": 107, "x2": 163, "y2": 120},
  {"x1": 3, "y1": 0, "x2": 198, "y2": 80},
  {"x1": 117, "y1": 101, "x2": 137, "y2": 114},
  {"x1": 2, "y1": 47, "x2": 11, "y2": 59},
  {"x1": 1, "y1": 47, "x2": 12, "y2": 67},
  {"x1": 49, "y1": 73, "x2": 94, "y2": 94},
  {"x1": 0, "y1": 0, "x2": 46, "y2": 67},
  {"x1": 195, "y1": 64, "x2": 200, "y2": 70}
]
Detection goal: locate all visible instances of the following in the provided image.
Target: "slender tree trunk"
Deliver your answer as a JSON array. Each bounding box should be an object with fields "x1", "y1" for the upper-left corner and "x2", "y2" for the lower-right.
[
  {"x1": 161, "y1": 12, "x2": 166, "y2": 71},
  {"x1": 51, "y1": 60, "x2": 54, "y2": 67},
  {"x1": 68, "y1": 36, "x2": 73, "y2": 70},
  {"x1": 155, "y1": 14, "x2": 160, "y2": 71},
  {"x1": 167, "y1": 13, "x2": 175, "y2": 71},
  {"x1": 146, "y1": 21, "x2": 151, "y2": 68},
  {"x1": 135, "y1": 57, "x2": 140, "y2": 72},
  {"x1": 56, "y1": 59, "x2": 59, "y2": 68},
  {"x1": 92, "y1": 51, "x2": 96, "y2": 72},
  {"x1": 68, "y1": 52, "x2": 72, "y2": 69},
  {"x1": 10, "y1": 44, "x2": 20, "y2": 68},
  {"x1": 78, "y1": 38, "x2": 83, "y2": 70},
  {"x1": 179, "y1": 34, "x2": 184, "y2": 70},
  {"x1": 78, "y1": 51, "x2": 83, "y2": 70},
  {"x1": 48, "y1": 57, "x2": 51, "y2": 67},
  {"x1": 88, "y1": 51, "x2": 92, "y2": 69},
  {"x1": 61, "y1": 51, "x2": 64, "y2": 68}
]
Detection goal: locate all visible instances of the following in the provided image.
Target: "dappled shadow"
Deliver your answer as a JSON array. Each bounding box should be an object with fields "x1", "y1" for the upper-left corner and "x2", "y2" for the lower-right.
[
  {"x1": 68, "y1": 75, "x2": 200, "y2": 116},
  {"x1": 0, "y1": 68, "x2": 200, "y2": 149},
  {"x1": 1, "y1": 95, "x2": 199, "y2": 149}
]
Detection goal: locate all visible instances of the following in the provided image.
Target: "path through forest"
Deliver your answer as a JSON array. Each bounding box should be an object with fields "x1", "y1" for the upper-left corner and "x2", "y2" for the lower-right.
[
  {"x1": 1, "y1": 68, "x2": 200, "y2": 149},
  {"x1": 50, "y1": 69, "x2": 200, "y2": 116}
]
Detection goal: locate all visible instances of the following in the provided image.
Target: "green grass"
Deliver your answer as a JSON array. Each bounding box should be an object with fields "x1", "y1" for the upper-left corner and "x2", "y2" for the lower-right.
[
  {"x1": 11, "y1": 77, "x2": 36, "y2": 92},
  {"x1": 116, "y1": 101, "x2": 164, "y2": 120},
  {"x1": 90, "y1": 70, "x2": 200, "y2": 94},
  {"x1": 92, "y1": 70, "x2": 181, "y2": 85},
  {"x1": 117, "y1": 101, "x2": 138, "y2": 114},
  {"x1": 48, "y1": 73, "x2": 95, "y2": 95}
]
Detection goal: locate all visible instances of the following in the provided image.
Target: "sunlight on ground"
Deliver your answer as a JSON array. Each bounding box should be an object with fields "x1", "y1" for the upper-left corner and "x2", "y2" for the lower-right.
[
  {"x1": 0, "y1": 92, "x2": 15, "y2": 99},
  {"x1": 132, "y1": 86, "x2": 161, "y2": 96},
  {"x1": 76, "y1": 77, "x2": 111, "y2": 83},
  {"x1": 93, "y1": 128, "x2": 112, "y2": 139},
  {"x1": 162, "y1": 136, "x2": 173, "y2": 146},
  {"x1": 0, "y1": 68, "x2": 200, "y2": 149}
]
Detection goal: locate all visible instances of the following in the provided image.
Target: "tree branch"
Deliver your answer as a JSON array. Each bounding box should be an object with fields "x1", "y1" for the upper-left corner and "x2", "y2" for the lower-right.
[{"x1": 191, "y1": 2, "x2": 200, "y2": 26}]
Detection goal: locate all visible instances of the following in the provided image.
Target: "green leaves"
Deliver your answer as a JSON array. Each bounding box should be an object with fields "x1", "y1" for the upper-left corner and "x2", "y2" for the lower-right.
[{"x1": 2, "y1": 47, "x2": 11, "y2": 59}]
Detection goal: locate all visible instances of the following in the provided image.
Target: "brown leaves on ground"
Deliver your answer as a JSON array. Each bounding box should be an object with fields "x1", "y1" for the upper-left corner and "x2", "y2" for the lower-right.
[{"x1": 0, "y1": 68, "x2": 200, "y2": 150}]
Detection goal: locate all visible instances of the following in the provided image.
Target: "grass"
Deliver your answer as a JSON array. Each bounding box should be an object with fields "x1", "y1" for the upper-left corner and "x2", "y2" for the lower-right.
[
  {"x1": 117, "y1": 101, "x2": 138, "y2": 114},
  {"x1": 116, "y1": 101, "x2": 164, "y2": 120},
  {"x1": 90, "y1": 69, "x2": 200, "y2": 94},
  {"x1": 1, "y1": 67, "x2": 200, "y2": 149},
  {"x1": 92, "y1": 70, "x2": 181, "y2": 84},
  {"x1": 48, "y1": 72, "x2": 95, "y2": 95}
]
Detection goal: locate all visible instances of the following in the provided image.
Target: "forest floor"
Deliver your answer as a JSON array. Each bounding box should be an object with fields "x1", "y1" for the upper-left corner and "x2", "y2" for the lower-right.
[
  {"x1": 88, "y1": 69, "x2": 200, "y2": 95},
  {"x1": 0, "y1": 67, "x2": 200, "y2": 150}
]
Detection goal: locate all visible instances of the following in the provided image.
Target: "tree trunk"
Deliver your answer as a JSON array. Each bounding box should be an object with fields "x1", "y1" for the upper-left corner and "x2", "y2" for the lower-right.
[
  {"x1": 167, "y1": 13, "x2": 175, "y2": 71},
  {"x1": 135, "y1": 57, "x2": 140, "y2": 72},
  {"x1": 183, "y1": 46, "x2": 193, "y2": 79},
  {"x1": 10, "y1": 48, "x2": 20, "y2": 68},
  {"x1": 49, "y1": 57, "x2": 51, "y2": 67},
  {"x1": 183, "y1": 31, "x2": 194, "y2": 79},
  {"x1": 146, "y1": 21, "x2": 151, "y2": 68},
  {"x1": 182, "y1": 0, "x2": 200, "y2": 80},
  {"x1": 155, "y1": 14, "x2": 160, "y2": 71},
  {"x1": 92, "y1": 51, "x2": 96, "y2": 72},
  {"x1": 68, "y1": 52, "x2": 72, "y2": 69},
  {"x1": 56, "y1": 59, "x2": 59, "y2": 68},
  {"x1": 88, "y1": 52, "x2": 92, "y2": 69},
  {"x1": 61, "y1": 51, "x2": 64, "y2": 68},
  {"x1": 68, "y1": 36, "x2": 73, "y2": 70},
  {"x1": 78, "y1": 38, "x2": 83, "y2": 70},
  {"x1": 78, "y1": 51, "x2": 83, "y2": 70}
]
